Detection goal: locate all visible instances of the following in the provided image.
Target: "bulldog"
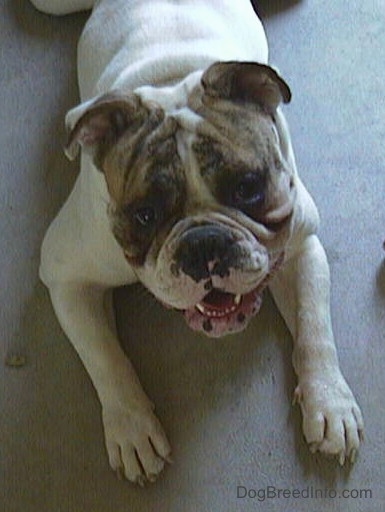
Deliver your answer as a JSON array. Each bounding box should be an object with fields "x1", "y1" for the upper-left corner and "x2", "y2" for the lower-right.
[{"x1": 31, "y1": 0, "x2": 363, "y2": 485}]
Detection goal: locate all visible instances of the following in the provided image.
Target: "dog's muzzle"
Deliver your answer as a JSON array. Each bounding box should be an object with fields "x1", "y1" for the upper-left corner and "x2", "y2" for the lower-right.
[{"x1": 169, "y1": 223, "x2": 284, "y2": 337}]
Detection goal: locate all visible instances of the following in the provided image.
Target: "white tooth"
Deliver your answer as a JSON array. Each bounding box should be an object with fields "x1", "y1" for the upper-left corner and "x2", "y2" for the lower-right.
[
  {"x1": 195, "y1": 303, "x2": 205, "y2": 314},
  {"x1": 234, "y1": 294, "x2": 242, "y2": 305}
]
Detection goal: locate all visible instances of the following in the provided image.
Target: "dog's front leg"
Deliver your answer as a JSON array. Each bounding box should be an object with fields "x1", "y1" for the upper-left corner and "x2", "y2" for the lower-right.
[
  {"x1": 269, "y1": 234, "x2": 364, "y2": 464},
  {"x1": 48, "y1": 282, "x2": 172, "y2": 484}
]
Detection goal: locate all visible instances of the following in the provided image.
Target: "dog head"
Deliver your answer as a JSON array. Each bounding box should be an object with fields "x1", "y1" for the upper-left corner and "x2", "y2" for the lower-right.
[{"x1": 66, "y1": 62, "x2": 296, "y2": 337}]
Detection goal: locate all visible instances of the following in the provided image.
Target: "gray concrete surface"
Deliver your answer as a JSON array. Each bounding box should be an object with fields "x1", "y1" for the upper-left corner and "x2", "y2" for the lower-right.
[{"x1": 1, "y1": 0, "x2": 385, "y2": 510}]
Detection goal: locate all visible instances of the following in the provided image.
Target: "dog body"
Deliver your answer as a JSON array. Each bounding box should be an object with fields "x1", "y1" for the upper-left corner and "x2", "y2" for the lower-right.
[{"x1": 32, "y1": 0, "x2": 363, "y2": 484}]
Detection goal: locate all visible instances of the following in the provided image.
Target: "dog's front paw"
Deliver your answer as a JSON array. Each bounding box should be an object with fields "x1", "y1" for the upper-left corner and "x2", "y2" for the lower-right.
[
  {"x1": 293, "y1": 372, "x2": 364, "y2": 465},
  {"x1": 102, "y1": 403, "x2": 172, "y2": 485}
]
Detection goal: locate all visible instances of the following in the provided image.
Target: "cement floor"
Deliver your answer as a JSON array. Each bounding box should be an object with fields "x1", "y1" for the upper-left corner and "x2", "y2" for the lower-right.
[{"x1": 1, "y1": 0, "x2": 385, "y2": 510}]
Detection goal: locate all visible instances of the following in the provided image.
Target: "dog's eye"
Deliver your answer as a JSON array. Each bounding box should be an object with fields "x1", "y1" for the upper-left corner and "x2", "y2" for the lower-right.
[
  {"x1": 232, "y1": 172, "x2": 265, "y2": 206},
  {"x1": 134, "y1": 206, "x2": 157, "y2": 227}
]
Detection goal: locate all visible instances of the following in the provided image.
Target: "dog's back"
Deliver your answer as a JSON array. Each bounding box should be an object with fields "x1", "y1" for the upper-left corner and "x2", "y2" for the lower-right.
[{"x1": 77, "y1": 0, "x2": 268, "y2": 98}]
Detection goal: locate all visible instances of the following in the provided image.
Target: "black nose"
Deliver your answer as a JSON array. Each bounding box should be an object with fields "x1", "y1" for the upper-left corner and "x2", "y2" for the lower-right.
[{"x1": 173, "y1": 225, "x2": 236, "y2": 283}]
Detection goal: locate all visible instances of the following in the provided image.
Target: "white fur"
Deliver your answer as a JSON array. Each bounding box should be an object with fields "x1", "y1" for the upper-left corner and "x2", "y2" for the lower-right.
[{"x1": 34, "y1": 0, "x2": 363, "y2": 484}]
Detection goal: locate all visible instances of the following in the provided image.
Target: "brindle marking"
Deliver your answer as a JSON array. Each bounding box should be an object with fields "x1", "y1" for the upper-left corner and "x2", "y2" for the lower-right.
[
  {"x1": 109, "y1": 119, "x2": 187, "y2": 266},
  {"x1": 66, "y1": 69, "x2": 294, "y2": 268}
]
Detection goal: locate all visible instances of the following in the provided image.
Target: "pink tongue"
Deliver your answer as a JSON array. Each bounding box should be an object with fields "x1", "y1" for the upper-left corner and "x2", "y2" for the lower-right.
[
  {"x1": 201, "y1": 290, "x2": 235, "y2": 310},
  {"x1": 182, "y1": 252, "x2": 285, "y2": 338}
]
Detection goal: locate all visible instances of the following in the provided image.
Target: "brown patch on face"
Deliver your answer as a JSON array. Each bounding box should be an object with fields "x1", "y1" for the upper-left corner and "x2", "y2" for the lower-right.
[
  {"x1": 96, "y1": 106, "x2": 165, "y2": 203},
  {"x1": 184, "y1": 61, "x2": 295, "y2": 231},
  {"x1": 106, "y1": 118, "x2": 187, "y2": 266},
  {"x1": 190, "y1": 96, "x2": 293, "y2": 228},
  {"x1": 66, "y1": 92, "x2": 188, "y2": 266}
]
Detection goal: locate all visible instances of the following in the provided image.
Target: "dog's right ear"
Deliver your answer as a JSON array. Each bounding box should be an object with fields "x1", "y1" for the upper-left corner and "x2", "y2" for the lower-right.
[{"x1": 65, "y1": 92, "x2": 163, "y2": 162}]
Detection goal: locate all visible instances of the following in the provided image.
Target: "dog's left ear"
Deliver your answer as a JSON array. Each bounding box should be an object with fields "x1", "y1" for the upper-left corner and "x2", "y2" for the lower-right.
[{"x1": 201, "y1": 61, "x2": 291, "y2": 114}]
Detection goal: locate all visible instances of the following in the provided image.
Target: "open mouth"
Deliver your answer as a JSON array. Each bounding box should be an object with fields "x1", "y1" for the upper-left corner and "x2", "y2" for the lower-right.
[
  {"x1": 183, "y1": 286, "x2": 264, "y2": 337},
  {"x1": 182, "y1": 252, "x2": 285, "y2": 338},
  {"x1": 195, "y1": 289, "x2": 242, "y2": 318}
]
